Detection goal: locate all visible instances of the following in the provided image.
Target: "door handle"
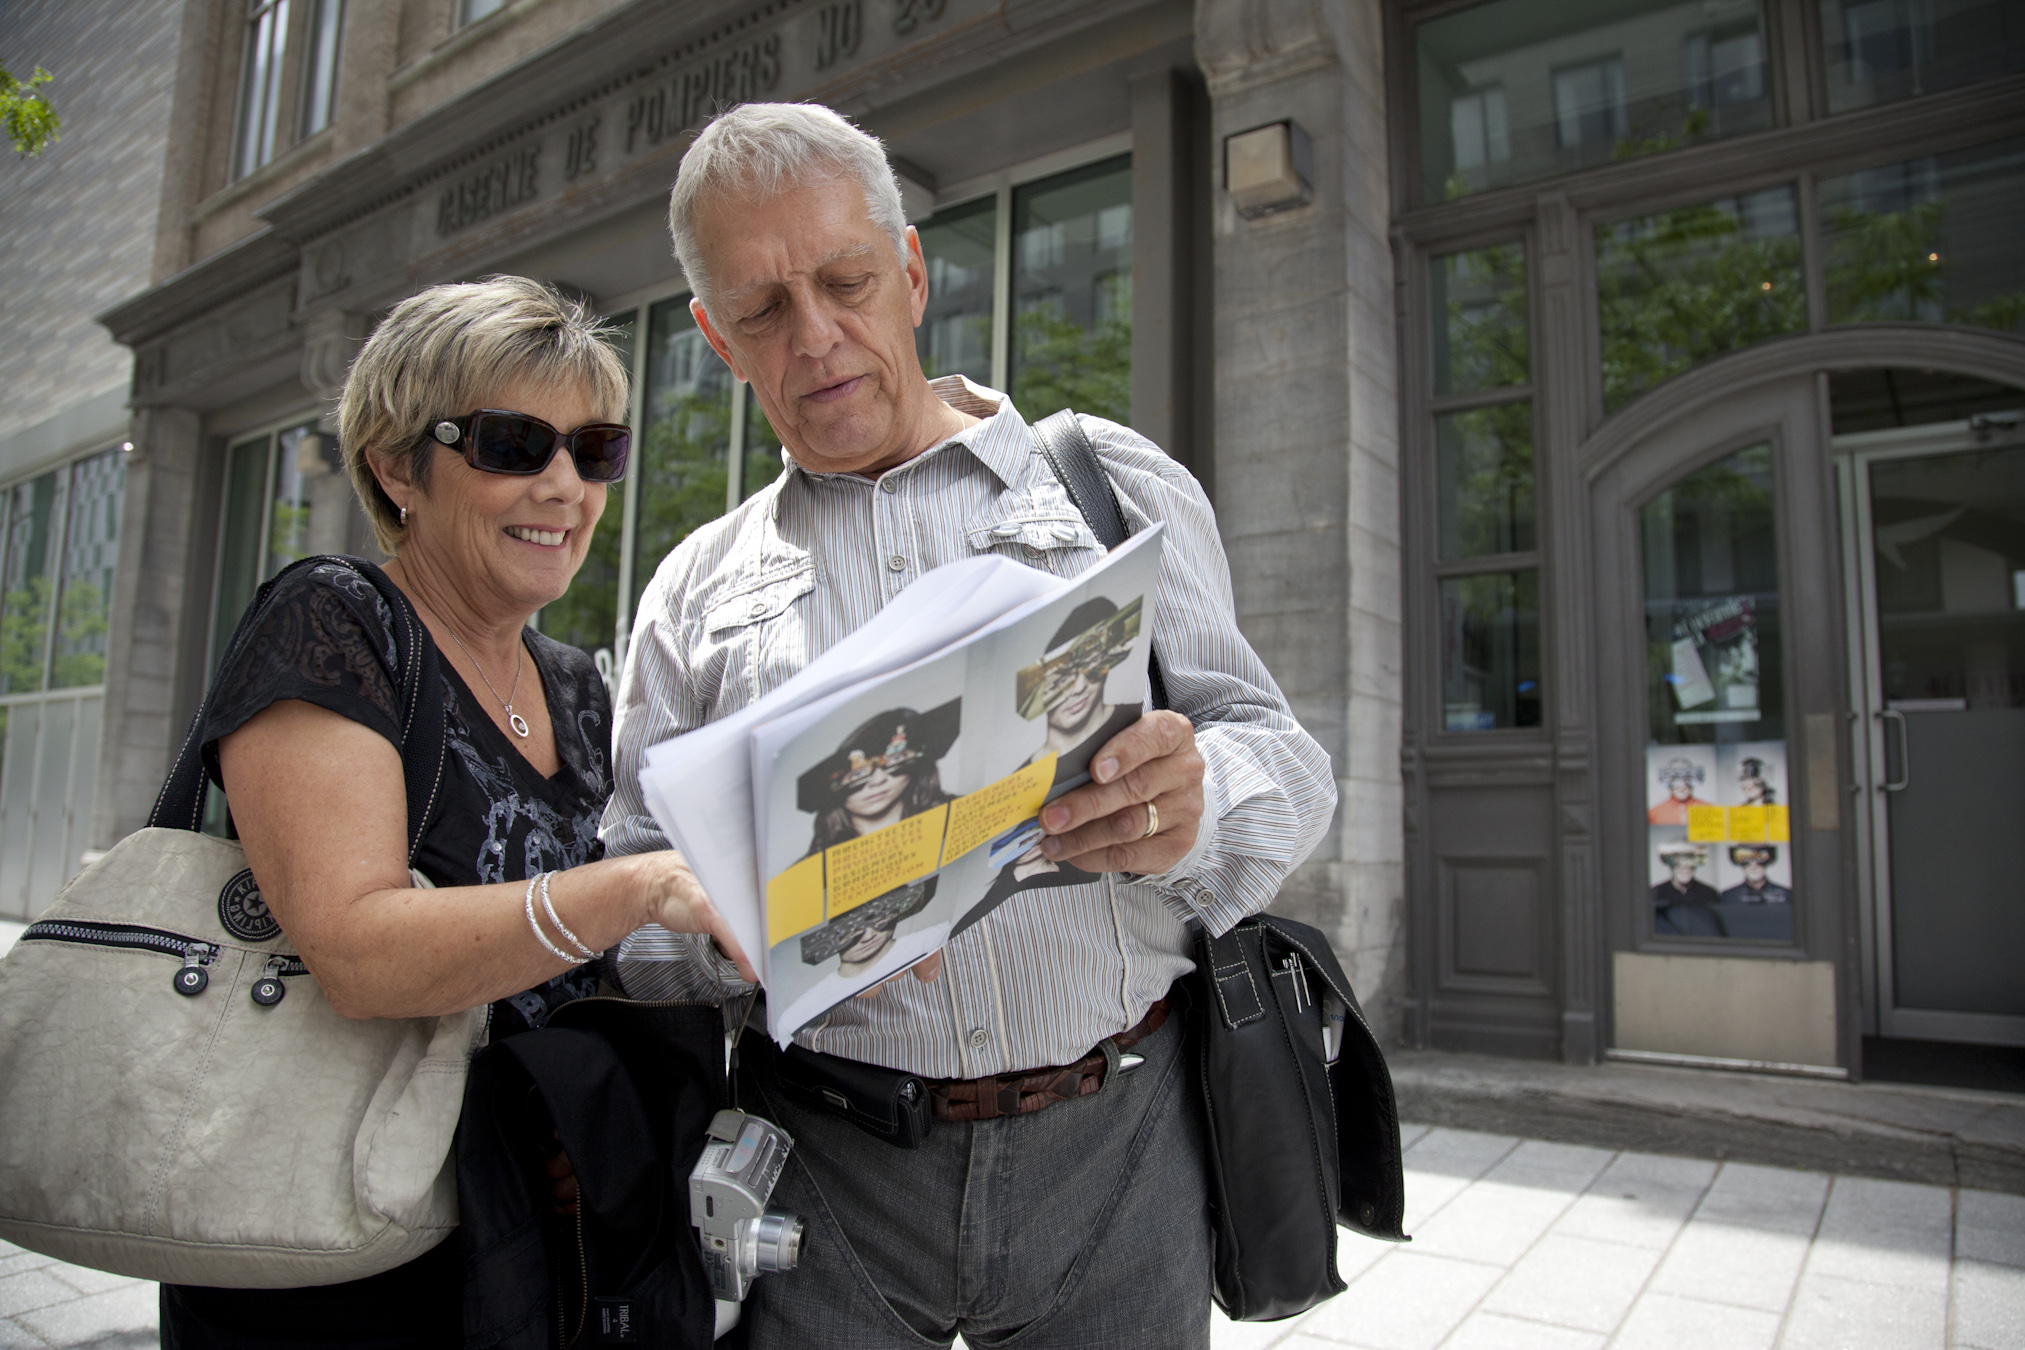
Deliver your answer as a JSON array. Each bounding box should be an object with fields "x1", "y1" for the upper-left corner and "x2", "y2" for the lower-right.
[{"x1": 1877, "y1": 708, "x2": 1910, "y2": 792}]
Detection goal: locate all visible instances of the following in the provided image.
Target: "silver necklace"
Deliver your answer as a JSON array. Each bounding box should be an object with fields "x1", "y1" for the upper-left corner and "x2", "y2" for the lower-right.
[{"x1": 445, "y1": 627, "x2": 529, "y2": 738}]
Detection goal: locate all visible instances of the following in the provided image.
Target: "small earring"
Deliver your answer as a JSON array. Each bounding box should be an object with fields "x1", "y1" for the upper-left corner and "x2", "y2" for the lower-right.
[{"x1": 399, "y1": 504, "x2": 408, "y2": 526}]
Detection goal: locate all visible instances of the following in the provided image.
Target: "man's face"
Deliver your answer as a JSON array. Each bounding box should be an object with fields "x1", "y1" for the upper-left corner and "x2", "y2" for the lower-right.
[
  {"x1": 839, "y1": 924, "x2": 896, "y2": 966},
  {"x1": 1046, "y1": 669, "x2": 1102, "y2": 735},
  {"x1": 1744, "y1": 860, "x2": 1767, "y2": 885},
  {"x1": 1670, "y1": 777, "x2": 1694, "y2": 803},
  {"x1": 690, "y1": 175, "x2": 932, "y2": 476},
  {"x1": 1670, "y1": 859, "x2": 1697, "y2": 887}
]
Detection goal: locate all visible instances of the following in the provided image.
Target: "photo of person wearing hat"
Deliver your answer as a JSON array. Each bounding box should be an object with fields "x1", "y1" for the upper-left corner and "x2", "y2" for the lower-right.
[
  {"x1": 1651, "y1": 837, "x2": 1724, "y2": 937},
  {"x1": 797, "y1": 701, "x2": 960, "y2": 856},
  {"x1": 1720, "y1": 845, "x2": 1791, "y2": 905},
  {"x1": 1015, "y1": 596, "x2": 1145, "y2": 791},
  {"x1": 800, "y1": 876, "x2": 939, "y2": 976},
  {"x1": 1647, "y1": 753, "x2": 1714, "y2": 824}
]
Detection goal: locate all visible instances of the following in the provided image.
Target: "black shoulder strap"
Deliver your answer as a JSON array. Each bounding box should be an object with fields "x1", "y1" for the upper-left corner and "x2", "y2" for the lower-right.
[
  {"x1": 1031, "y1": 409, "x2": 1169, "y2": 711},
  {"x1": 148, "y1": 555, "x2": 448, "y2": 866}
]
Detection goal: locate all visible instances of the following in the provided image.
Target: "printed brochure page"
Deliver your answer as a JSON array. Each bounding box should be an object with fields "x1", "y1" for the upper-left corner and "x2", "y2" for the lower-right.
[{"x1": 637, "y1": 526, "x2": 1166, "y2": 1043}]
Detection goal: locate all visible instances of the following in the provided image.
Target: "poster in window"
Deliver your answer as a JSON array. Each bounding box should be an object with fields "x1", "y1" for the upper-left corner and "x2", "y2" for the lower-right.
[
  {"x1": 1645, "y1": 741, "x2": 1794, "y2": 941},
  {"x1": 1667, "y1": 596, "x2": 1760, "y2": 724},
  {"x1": 1645, "y1": 744, "x2": 1718, "y2": 825}
]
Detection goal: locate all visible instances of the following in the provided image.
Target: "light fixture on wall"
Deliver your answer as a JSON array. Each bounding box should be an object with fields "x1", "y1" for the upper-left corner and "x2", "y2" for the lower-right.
[{"x1": 1225, "y1": 120, "x2": 1312, "y2": 219}]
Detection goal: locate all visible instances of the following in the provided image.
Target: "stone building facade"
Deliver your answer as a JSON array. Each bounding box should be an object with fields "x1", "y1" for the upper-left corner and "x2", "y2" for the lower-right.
[{"x1": 25, "y1": 0, "x2": 2025, "y2": 1073}]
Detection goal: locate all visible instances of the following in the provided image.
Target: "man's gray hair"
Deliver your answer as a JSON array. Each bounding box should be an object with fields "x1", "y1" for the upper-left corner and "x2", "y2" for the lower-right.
[
  {"x1": 338, "y1": 275, "x2": 630, "y2": 554},
  {"x1": 669, "y1": 102, "x2": 908, "y2": 318}
]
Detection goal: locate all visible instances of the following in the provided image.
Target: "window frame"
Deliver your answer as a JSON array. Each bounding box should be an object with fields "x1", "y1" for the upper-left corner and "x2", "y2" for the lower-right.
[{"x1": 227, "y1": 0, "x2": 344, "y2": 184}]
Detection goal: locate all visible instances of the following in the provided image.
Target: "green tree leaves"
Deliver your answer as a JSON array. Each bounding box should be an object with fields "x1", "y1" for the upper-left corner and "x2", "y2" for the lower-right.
[{"x1": 1, "y1": 64, "x2": 59, "y2": 157}]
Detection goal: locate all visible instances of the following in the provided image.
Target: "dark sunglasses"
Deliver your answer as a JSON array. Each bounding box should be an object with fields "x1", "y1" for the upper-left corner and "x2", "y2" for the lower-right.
[{"x1": 424, "y1": 410, "x2": 631, "y2": 483}]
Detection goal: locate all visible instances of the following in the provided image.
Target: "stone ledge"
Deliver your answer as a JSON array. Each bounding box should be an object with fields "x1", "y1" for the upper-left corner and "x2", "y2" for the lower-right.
[{"x1": 1389, "y1": 1048, "x2": 2025, "y2": 1195}]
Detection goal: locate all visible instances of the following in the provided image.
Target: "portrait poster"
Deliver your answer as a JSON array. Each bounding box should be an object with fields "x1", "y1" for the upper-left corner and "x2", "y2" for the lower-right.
[
  {"x1": 1645, "y1": 740, "x2": 1794, "y2": 941},
  {"x1": 1668, "y1": 596, "x2": 1761, "y2": 725}
]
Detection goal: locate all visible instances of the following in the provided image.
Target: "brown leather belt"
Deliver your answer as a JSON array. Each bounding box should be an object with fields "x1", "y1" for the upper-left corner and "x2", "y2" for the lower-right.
[{"x1": 927, "y1": 998, "x2": 1169, "y2": 1123}]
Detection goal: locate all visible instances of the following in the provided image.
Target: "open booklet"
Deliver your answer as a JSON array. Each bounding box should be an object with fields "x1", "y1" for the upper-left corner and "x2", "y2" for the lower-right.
[{"x1": 637, "y1": 525, "x2": 1165, "y2": 1043}]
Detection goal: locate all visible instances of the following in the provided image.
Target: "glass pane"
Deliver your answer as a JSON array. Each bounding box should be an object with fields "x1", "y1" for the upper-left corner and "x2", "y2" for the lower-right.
[
  {"x1": 235, "y1": 0, "x2": 290, "y2": 179},
  {"x1": 1431, "y1": 243, "x2": 1528, "y2": 394},
  {"x1": 916, "y1": 196, "x2": 997, "y2": 385},
  {"x1": 1596, "y1": 186, "x2": 1804, "y2": 414},
  {"x1": 632, "y1": 295, "x2": 732, "y2": 617},
  {"x1": 1416, "y1": 0, "x2": 1771, "y2": 205},
  {"x1": 265, "y1": 422, "x2": 347, "y2": 575},
  {"x1": 538, "y1": 312, "x2": 634, "y2": 658},
  {"x1": 301, "y1": 0, "x2": 342, "y2": 138},
  {"x1": 1821, "y1": 138, "x2": 2025, "y2": 336},
  {"x1": 1, "y1": 472, "x2": 60, "y2": 695},
  {"x1": 50, "y1": 448, "x2": 125, "y2": 689},
  {"x1": 1640, "y1": 443, "x2": 1792, "y2": 942},
  {"x1": 212, "y1": 434, "x2": 273, "y2": 669},
  {"x1": 0, "y1": 703, "x2": 39, "y2": 915},
  {"x1": 1439, "y1": 570, "x2": 1541, "y2": 731},
  {"x1": 1437, "y1": 402, "x2": 1535, "y2": 559},
  {"x1": 460, "y1": 0, "x2": 506, "y2": 24},
  {"x1": 1866, "y1": 445, "x2": 2025, "y2": 1015},
  {"x1": 743, "y1": 387, "x2": 786, "y2": 500},
  {"x1": 1820, "y1": 0, "x2": 2025, "y2": 114},
  {"x1": 1010, "y1": 155, "x2": 1132, "y2": 425}
]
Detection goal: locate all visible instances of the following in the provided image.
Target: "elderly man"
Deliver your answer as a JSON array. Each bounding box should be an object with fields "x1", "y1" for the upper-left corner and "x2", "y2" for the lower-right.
[{"x1": 603, "y1": 102, "x2": 1335, "y2": 1349}]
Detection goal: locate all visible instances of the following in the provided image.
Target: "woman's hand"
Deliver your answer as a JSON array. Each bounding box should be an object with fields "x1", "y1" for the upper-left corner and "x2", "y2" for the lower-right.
[{"x1": 623, "y1": 852, "x2": 758, "y2": 984}]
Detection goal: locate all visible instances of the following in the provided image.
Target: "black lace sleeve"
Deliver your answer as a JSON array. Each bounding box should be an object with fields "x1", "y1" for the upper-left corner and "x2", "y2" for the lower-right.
[{"x1": 199, "y1": 561, "x2": 404, "y2": 787}]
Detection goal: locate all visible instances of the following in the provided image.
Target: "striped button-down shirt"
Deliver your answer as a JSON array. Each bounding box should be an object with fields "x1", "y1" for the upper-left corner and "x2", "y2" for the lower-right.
[{"x1": 601, "y1": 376, "x2": 1335, "y2": 1079}]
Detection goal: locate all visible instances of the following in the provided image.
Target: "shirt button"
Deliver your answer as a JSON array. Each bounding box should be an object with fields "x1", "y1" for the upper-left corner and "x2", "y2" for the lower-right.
[
  {"x1": 967, "y1": 1027, "x2": 989, "y2": 1048},
  {"x1": 887, "y1": 555, "x2": 907, "y2": 572},
  {"x1": 748, "y1": 598, "x2": 766, "y2": 617},
  {"x1": 880, "y1": 476, "x2": 900, "y2": 494}
]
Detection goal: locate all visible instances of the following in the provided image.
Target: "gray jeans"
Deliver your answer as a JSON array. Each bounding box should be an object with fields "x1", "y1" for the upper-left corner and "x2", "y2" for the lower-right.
[{"x1": 737, "y1": 1009, "x2": 1211, "y2": 1349}]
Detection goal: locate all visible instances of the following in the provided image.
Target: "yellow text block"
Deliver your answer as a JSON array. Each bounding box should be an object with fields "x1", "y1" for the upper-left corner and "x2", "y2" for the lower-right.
[
  {"x1": 765, "y1": 853, "x2": 826, "y2": 948},
  {"x1": 1766, "y1": 804, "x2": 1790, "y2": 842},
  {"x1": 942, "y1": 755, "x2": 1056, "y2": 865},
  {"x1": 826, "y1": 805, "x2": 949, "y2": 915},
  {"x1": 1685, "y1": 805, "x2": 1727, "y2": 842},
  {"x1": 1728, "y1": 805, "x2": 1768, "y2": 842}
]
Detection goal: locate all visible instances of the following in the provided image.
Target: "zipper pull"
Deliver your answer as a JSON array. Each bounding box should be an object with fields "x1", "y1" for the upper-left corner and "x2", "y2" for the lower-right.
[
  {"x1": 251, "y1": 956, "x2": 287, "y2": 1007},
  {"x1": 173, "y1": 942, "x2": 215, "y2": 996}
]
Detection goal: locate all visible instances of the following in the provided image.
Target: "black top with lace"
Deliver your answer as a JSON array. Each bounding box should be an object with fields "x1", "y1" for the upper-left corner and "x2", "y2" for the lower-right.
[{"x1": 199, "y1": 559, "x2": 611, "y2": 1037}]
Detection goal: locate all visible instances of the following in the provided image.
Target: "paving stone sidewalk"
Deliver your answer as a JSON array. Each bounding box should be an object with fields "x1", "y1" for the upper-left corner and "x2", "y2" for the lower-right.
[{"x1": 6, "y1": 1121, "x2": 2019, "y2": 1349}]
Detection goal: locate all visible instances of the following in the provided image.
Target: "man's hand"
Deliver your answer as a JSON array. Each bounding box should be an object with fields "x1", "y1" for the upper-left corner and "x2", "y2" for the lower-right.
[{"x1": 1037, "y1": 710, "x2": 1204, "y2": 874}]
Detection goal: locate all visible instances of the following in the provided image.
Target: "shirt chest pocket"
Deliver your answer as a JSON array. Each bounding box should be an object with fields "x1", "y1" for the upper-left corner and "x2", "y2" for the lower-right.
[
  {"x1": 965, "y1": 505, "x2": 1105, "y2": 575},
  {"x1": 702, "y1": 564, "x2": 816, "y2": 707}
]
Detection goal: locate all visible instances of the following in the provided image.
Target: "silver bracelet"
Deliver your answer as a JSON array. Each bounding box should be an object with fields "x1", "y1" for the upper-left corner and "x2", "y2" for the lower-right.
[
  {"x1": 540, "y1": 871, "x2": 599, "y2": 960},
  {"x1": 524, "y1": 873, "x2": 587, "y2": 966}
]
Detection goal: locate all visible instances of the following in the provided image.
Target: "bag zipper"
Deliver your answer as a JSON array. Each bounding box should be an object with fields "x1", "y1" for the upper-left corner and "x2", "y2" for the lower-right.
[{"x1": 22, "y1": 919, "x2": 309, "y2": 998}]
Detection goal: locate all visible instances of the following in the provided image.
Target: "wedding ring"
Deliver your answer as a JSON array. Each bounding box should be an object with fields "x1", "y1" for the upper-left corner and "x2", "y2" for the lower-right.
[{"x1": 1140, "y1": 802, "x2": 1160, "y2": 839}]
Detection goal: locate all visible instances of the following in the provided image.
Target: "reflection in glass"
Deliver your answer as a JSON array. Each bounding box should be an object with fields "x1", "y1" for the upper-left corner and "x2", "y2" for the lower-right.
[
  {"x1": 916, "y1": 197, "x2": 996, "y2": 385},
  {"x1": 1439, "y1": 570, "x2": 1541, "y2": 731},
  {"x1": 50, "y1": 449, "x2": 125, "y2": 689},
  {"x1": 1820, "y1": 138, "x2": 2025, "y2": 336},
  {"x1": 212, "y1": 435, "x2": 273, "y2": 670},
  {"x1": 234, "y1": 0, "x2": 291, "y2": 179},
  {"x1": 0, "y1": 473, "x2": 59, "y2": 695},
  {"x1": 538, "y1": 311, "x2": 634, "y2": 659},
  {"x1": 1431, "y1": 243, "x2": 1528, "y2": 394},
  {"x1": 1640, "y1": 443, "x2": 1784, "y2": 746},
  {"x1": 1416, "y1": 0, "x2": 1770, "y2": 204},
  {"x1": 1820, "y1": 0, "x2": 2025, "y2": 115},
  {"x1": 1437, "y1": 403, "x2": 1534, "y2": 560},
  {"x1": 265, "y1": 422, "x2": 345, "y2": 575},
  {"x1": 301, "y1": 0, "x2": 343, "y2": 138},
  {"x1": 633, "y1": 295, "x2": 732, "y2": 617},
  {"x1": 1010, "y1": 156, "x2": 1132, "y2": 425},
  {"x1": 1596, "y1": 187, "x2": 1804, "y2": 413}
]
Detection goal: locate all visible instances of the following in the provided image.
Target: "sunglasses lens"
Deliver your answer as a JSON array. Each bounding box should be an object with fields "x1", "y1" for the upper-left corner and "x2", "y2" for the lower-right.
[
  {"x1": 468, "y1": 414, "x2": 557, "y2": 474},
  {"x1": 570, "y1": 427, "x2": 631, "y2": 483}
]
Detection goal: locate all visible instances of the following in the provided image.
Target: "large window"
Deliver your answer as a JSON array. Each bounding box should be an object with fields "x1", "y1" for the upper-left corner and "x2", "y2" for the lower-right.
[
  {"x1": 0, "y1": 447, "x2": 127, "y2": 918},
  {"x1": 1819, "y1": 0, "x2": 2025, "y2": 115},
  {"x1": 1415, "y1": 0, "x2": 1771, "y2": 203},
  {"x1": 232, "y1": 0, "x2": 344, "y2": 180},
  {"x1": 1009, "y1": 156, "x2": 1133, "y2": 427}
]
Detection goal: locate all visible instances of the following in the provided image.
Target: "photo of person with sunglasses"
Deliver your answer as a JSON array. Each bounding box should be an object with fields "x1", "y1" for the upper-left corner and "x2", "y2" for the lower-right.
[
  {"x1": 1015, "y1": 595, "x2": 1146, "y2": 790},
  {"x1": 797, "y1": 701, "x2": 961, "y2": 856},
  {"x1": 166, "y1": 276, "x2": 750, "y2": 1350}
]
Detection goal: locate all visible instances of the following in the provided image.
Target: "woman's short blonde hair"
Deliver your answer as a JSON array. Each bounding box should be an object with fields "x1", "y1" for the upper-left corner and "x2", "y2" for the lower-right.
[{"x1": 338, "y1": 275, "x2": 631, "y2": 554}]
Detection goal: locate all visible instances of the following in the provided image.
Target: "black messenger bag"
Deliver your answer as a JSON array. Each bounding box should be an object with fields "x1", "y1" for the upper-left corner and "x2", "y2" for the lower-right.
[{"x1": 1031, "y1": 410, "x2": 1409, "y2": 1321}]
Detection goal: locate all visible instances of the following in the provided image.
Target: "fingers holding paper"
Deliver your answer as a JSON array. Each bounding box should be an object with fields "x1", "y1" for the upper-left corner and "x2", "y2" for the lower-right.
[
  {"x1": 623, "y1": 851, "x2": 759, "y2": 984},
  {"x1": 1037, "y1": 709, "x2": 1204, "y2": 874}
]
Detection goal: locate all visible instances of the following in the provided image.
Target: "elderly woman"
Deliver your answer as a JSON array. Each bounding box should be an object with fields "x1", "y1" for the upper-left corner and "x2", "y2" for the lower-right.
[{"x1": 158, "y1": 276, "x2": 750, "y2": 1350}]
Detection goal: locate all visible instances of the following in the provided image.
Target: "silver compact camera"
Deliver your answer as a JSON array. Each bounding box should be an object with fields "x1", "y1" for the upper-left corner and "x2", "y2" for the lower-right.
[{"x1": 690, "y1": 1108, "x2": 805, "y2": 1338}]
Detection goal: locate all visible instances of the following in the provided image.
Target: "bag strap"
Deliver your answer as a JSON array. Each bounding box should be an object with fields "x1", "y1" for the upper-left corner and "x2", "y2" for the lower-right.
[
  {"x1": 148, "y1": 555, "x2": 448, "y2": 867},
  {"x1": 1030, "y1": 409, "x2": 1169, "y2": 711}
]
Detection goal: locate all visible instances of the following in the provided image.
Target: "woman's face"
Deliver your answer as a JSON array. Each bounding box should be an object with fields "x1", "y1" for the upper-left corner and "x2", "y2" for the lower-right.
[
  {"x1": 838, "y1": 924, "x2": 896, "y2": 966},
  {"x1": 1047, "y1": 668, "x2": 1101, "y2": 735},
  {"x1": 843, "y1": 762, "x2": 906, "y2": 823},
  {"x1": 380, "y1": 375, "x2": 610, "y2": 620}
]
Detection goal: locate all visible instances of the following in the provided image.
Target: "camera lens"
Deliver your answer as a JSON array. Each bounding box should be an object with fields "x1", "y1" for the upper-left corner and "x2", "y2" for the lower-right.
[{"x1": 753, "y1": 1210, "x2": 804, "y2": 1273}]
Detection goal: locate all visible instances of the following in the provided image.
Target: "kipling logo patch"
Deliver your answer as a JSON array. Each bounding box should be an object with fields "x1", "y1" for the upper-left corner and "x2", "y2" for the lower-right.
[{"x1": 217, "y1": 869, "x2": 279, "y2": 942}]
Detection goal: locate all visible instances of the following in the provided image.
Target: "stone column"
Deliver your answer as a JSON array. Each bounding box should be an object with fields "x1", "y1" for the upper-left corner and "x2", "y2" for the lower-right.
[
  {"x1": 92, "y1": 404, "x2": 209, "y2": 846},
  {"x1": 1195, "y1": 0, "x2": 1404, "y2": 1041}
]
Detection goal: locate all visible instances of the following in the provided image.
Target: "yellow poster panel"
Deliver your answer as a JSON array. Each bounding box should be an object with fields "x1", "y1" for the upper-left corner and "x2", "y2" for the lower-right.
[
  {"x1": 1765, "y1": 804, "x2": 1790, "y2": 842},
  {"x1": 826, "y1": 805, "x2": 950, "y2": 916},
  {"x1": 1685, "y1": 804, "x2": 1727, "y2": 843},
  {"x1": 942, "y1": 755, "x2": 1057, "y2": 865},
  {"x1": 766, "y1": 853, "x2": 826, "y2": 948},
  {"x1": 1728, "y1": 805, "x2": 1769, "y2": 842}
]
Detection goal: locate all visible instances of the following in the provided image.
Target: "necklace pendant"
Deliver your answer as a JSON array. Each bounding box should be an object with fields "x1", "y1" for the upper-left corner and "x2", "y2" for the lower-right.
[{"x1": 508, "y1": 710, "x2": 530, "y2": 739}]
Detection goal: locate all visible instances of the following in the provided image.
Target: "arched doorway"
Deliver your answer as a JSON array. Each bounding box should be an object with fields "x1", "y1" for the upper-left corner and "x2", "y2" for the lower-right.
[{"x1": 1576, "y1": 327, "x2": 2025, "y2": 1076}]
